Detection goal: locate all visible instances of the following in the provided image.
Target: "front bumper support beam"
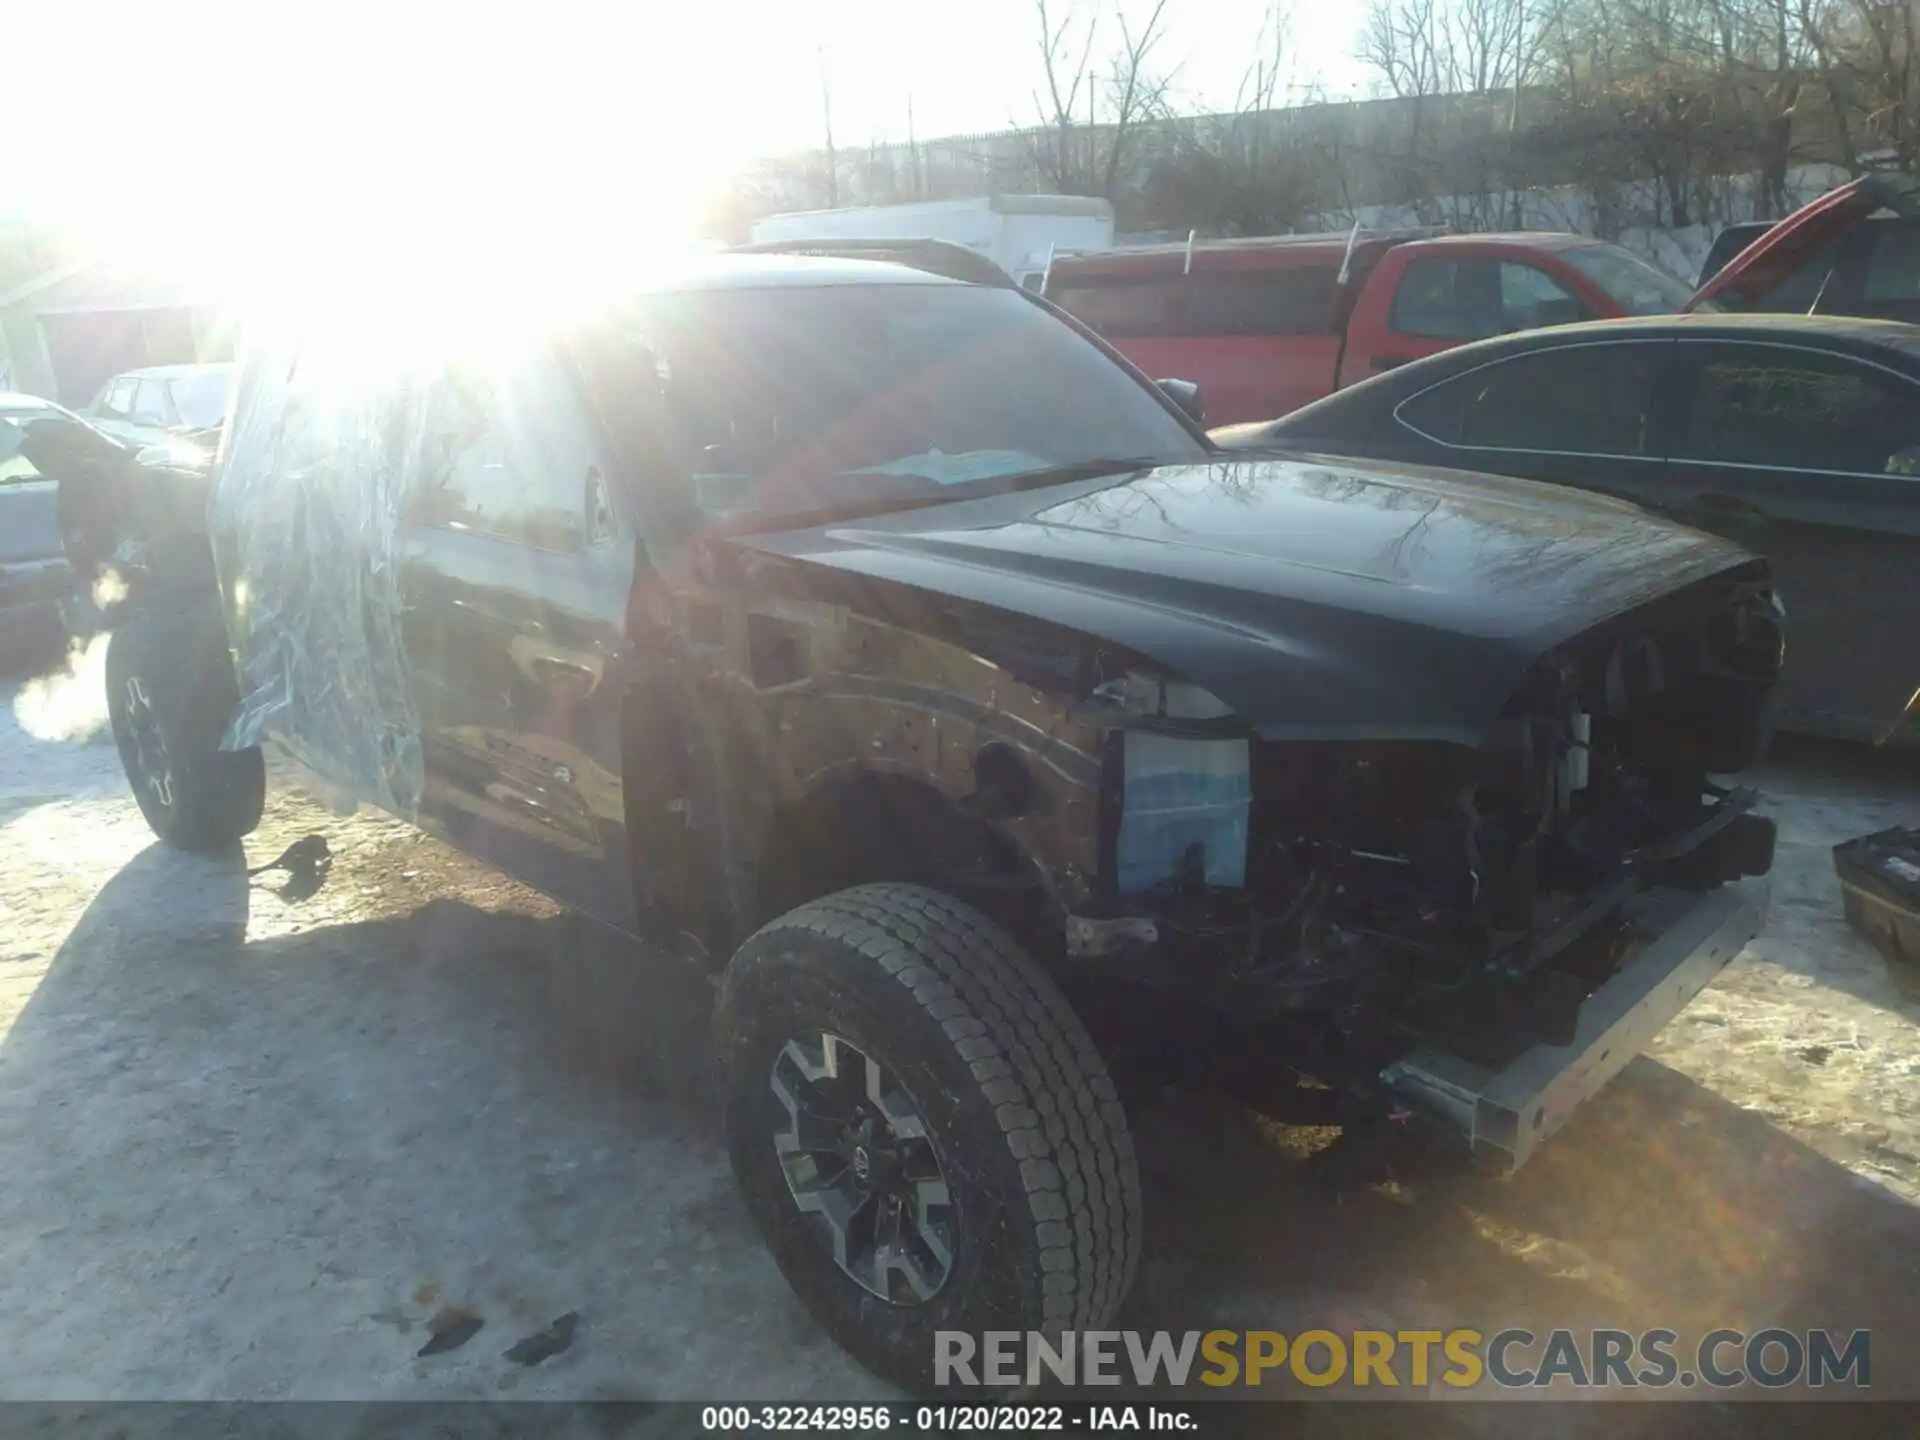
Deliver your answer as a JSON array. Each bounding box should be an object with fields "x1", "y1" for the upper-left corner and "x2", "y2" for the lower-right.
[{"x1": 1381, "y1": 879, "x2": 1768, "y2": 1173}]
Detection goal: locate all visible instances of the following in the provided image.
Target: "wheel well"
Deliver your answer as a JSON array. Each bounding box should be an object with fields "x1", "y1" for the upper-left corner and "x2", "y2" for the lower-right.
[
  {"x1": 749, "y1": 770, "x2": 1049, "y2": 947},
  {"x1": 121, "y1": 596, "x2": 238, "y2": 687}
]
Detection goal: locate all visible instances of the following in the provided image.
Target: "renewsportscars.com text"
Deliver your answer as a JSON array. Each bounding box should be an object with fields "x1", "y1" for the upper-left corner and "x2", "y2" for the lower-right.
[{"x1": 934, "y1": 1328, "x2": 1871, "y2": 1390}]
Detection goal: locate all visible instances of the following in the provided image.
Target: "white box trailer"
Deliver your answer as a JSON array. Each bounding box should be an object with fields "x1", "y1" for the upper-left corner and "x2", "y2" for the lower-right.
[{"x1": 747, "y1": 195, "x2": 1115, "y2": 290}]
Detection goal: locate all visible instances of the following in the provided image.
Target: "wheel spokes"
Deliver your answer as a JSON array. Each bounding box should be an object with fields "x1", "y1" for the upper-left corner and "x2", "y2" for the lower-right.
[
  {"x1": 122, "y1": 676, "x2": 174, "y2": 809},
  {"x1": 768, "y1": 1030, "x2": 956, "y2": 1306},
  {"x1": 871, "y1": 1177, "x2": 954, "y2": 1301}
]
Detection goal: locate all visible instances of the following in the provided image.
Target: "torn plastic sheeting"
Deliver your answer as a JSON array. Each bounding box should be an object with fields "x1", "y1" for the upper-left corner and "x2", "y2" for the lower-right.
[{"x1": 209, "y1": 344, "x2": 425, "y2": 817}]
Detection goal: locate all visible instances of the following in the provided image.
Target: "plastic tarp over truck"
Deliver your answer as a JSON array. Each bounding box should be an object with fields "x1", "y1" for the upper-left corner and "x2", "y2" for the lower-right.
[
  {"x1": 209, "y1": 341, "x2": 428, "y2": 817},
  {"x1": 747, "y1": 195, "x2": 1115, "y2": 289}
]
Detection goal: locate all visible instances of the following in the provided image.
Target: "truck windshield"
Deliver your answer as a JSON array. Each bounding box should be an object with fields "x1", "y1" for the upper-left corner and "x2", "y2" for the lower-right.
[
  {"x1": 1562, "y1": 244, "x2": 1708, "y2": 315},
  {"x1": 625, "y1": 282, "x2": 1208, "y2": 525}
]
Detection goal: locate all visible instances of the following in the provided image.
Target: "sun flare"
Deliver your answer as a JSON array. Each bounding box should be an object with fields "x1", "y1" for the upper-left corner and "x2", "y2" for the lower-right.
[{"x1": 25, "y1": 3, "x2": 736, "y2": 372}]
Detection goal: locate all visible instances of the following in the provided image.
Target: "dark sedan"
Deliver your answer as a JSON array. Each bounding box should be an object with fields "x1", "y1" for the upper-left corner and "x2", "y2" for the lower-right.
[
  {"x1": 0, "y1": 394, "x2": 79, "y2": 671},
  {"x1": 1213, "y1": 313, "x2": 1920, "y2": 744}
]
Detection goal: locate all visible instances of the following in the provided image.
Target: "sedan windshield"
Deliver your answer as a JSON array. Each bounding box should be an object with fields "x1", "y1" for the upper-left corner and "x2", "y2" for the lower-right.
[
  {"x1": 622, "y1": 281, "x2": 1208, "y2": 525},
  {"x1": 1563, "y1": 244, "x2": 1709, "y2": 315}
]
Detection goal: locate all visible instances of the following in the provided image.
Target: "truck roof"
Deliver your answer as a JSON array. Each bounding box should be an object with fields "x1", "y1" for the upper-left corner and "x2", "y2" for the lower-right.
[
  {"x1": 1411, "y1": 231, "x2": 1594, "y2": 250},
  {"x1": 1048, "y1": 229, "x2": 1606, "y2": 280},
  {"x1": 754, "y1": 194, "x2": 1115, "y2": 223},
  {"x1": 641, "y1": 252, "x2": 969, "y2": 294}
]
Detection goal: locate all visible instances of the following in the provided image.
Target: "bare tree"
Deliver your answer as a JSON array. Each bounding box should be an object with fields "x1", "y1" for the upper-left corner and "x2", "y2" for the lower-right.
[
  {"x1": 1031, "y1": 0, "x2": 1105, "y2": 189},
  {"x1": 1236, "y1": 0, "x2": 1293, "y2": 113},
  {"x1": 1357, "y1": 0, "x2": 1551, "y2": 223},
  {"x1": 1146, "y1": 1, "x2": 1329, "y2": 233},
  {"x1": 1801, "y1": 0, "x2": 1919, "y2": 172},
  {"x1": 1360, "y1": 0, "x2": 1449, "y2": 98},
  {"x1": 1102, "y1": 0, "x2": 1177, "y2": 196},
  {"x1": 713, "y1": 0, "x2": 1920, "y2": 254},
  {"x1": 1028, "y1": 0, "x2": 1177, "y2": 199},
  {"x1": 818, "y1": 45, "x2": 839, "y2": 207}
]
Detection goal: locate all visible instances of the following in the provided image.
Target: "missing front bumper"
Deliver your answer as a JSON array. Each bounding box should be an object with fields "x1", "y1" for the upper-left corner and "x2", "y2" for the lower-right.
[{"x1": 1381, "y1": 879, "x2": 1769, "y2": 1173}]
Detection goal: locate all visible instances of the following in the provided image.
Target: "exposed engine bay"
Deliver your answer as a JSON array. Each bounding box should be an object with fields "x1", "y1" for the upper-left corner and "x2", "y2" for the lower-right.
[{"x1": 1077, "y1": 567, "x2": 1784, "y2": 1068}]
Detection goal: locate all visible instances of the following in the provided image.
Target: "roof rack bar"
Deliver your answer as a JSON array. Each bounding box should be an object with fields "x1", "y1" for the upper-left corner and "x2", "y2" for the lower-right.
[
  {"x1": 1336, "y1": 219, "x2": 1363, "y2": 286},
  {"x1": 1184, "y1": 229, "x2": 1198, "y2": 274},
  {"x1": 1060, "y1": 223, "x2": 1454, "y2": 268}
]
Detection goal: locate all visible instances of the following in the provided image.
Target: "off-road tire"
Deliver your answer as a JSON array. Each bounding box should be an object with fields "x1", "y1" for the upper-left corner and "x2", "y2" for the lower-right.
[
  {"x1": 106, "y1": 606, "x2": 265, "y2": 853},
  {"x1": 716, "y1": 883, "x2": 1143, "y2": 1395}
]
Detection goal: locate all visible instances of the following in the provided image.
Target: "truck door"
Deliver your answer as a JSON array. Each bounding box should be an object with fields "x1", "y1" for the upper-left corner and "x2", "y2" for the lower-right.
[{"x1": 397, "y1": 352, "x2": 646, "y2": 930}]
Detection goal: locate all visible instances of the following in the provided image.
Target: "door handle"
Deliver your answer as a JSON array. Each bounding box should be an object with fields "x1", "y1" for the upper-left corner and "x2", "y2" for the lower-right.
[
  {"x1": 510, "y1": 635, "x2": 605, "y2": 691},
  {"x1": 527, "y1": 654, "x2": 598, "y2": 684}
]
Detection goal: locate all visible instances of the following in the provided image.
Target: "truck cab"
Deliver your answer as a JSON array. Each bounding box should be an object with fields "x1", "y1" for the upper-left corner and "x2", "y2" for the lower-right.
[{"x1": 1045, "y1": 230, "x2": 1701, "y2": 427}]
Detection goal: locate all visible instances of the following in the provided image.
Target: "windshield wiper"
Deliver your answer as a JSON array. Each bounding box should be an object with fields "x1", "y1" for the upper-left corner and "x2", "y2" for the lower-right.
[
  {"x1": 985, "y1": 456, "x2": 1161, "y2": 491},
  {"x1": 832, "y1": 455, "x2": 1158, "y2": 493},
  {"x1": 719, "y1": 456, "x2": 1163, "y2": 535}
]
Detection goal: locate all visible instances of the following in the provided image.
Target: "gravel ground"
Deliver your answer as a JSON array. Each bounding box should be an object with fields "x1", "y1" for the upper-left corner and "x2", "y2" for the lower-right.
[{"x1": 2, "y1": 645, "x2": 1917, "y2": 1414}]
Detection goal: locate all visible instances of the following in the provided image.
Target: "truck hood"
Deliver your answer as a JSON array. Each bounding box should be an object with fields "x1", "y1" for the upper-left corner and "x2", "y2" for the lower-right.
[
  {"x1": 1686, "y1": 171, "x2": 1920, "y2": 311},
  {"x1": 733, "y1": 456, "x2": 1762, "y2": 745}
]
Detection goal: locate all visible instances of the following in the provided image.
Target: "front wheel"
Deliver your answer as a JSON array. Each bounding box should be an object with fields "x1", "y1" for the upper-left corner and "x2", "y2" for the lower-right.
[
  {"x1": 716, "y1": 883, "x2": 1142, "y2": 1394},
  {"x1": 106, "y1": 607, "x2": 264, "y2": 853}
]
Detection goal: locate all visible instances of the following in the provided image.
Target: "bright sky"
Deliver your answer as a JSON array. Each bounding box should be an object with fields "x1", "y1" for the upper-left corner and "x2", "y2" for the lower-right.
[{"x1": 6, "y1": 0, "x2": 1368, "y2": 316}]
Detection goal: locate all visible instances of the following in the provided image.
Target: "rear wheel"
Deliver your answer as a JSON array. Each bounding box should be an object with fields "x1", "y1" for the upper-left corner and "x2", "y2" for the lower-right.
[
  {"x1": 106, "y1": 607, "x2": 264, "y2": 852},
  {"x1": 716, "y1": 883, "x2": 1142, "y2": 1394}
]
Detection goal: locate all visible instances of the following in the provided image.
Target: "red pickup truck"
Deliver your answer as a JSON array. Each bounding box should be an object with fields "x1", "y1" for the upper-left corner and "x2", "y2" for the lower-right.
[
  {"x1": 1048, "y1": 173, "x2": 1920, "y2": 427},
  {"x1": 1044, "y1": 229, "x2": 1704, "y2": 426}
]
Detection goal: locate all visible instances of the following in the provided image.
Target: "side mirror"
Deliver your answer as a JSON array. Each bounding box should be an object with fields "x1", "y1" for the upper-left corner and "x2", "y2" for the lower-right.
[{"x1": 1156, "y1": 378, "x2": 1205, "y2": 427}]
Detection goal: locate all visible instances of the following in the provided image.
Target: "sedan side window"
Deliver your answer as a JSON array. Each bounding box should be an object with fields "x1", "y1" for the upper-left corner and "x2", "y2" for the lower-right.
[
  {"x1": 1675, "y1": 345, "x2": 1920, "y2": 476},
  {"x1": 1399, "y1": 344, "x2": 1662, "y2": 456},
  {"x1": 1862, "y1": 224, "x2": 1920, "y2": 315}
]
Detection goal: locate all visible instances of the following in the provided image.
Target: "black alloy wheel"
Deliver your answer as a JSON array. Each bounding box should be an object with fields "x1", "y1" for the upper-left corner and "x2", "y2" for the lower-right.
[{"x1": 770, "y1": 1030, "x2": 956, "y2": 1304}]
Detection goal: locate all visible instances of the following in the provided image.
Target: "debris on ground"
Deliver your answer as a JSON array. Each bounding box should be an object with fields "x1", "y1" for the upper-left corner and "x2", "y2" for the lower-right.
[
  {"x1": 416, "y1": 1306, "x2": 485, "y2": 1358},
  {"x1": 1834, "y1": 825, "x2": 1920, "y2": 982},
  {"x1": 247, "y1": 833, "x2": 333, "y2": 900},
  {"x1": 503, "y1": 1312, "x2": 580, "y2": 1367}
]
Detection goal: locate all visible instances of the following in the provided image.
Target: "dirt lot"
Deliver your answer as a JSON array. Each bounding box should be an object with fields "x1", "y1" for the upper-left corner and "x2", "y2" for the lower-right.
[{"x1": 2, "y1": 649, "x2": 1917, "y2": 1414}]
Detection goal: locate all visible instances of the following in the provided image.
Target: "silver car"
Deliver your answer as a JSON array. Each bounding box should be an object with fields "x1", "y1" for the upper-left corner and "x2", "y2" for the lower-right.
[
  {"x1": 0, "y1": 393, "x2": 77, "y2": 669},
  {"x1": 81, "y1": 362, "x2": 236, "y2": 448}
]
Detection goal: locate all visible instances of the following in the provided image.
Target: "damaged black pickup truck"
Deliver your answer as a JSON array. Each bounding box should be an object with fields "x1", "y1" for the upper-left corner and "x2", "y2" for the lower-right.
[{"x1": 47, "y1": 242, "x2": 1781, "y2": 1392}]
